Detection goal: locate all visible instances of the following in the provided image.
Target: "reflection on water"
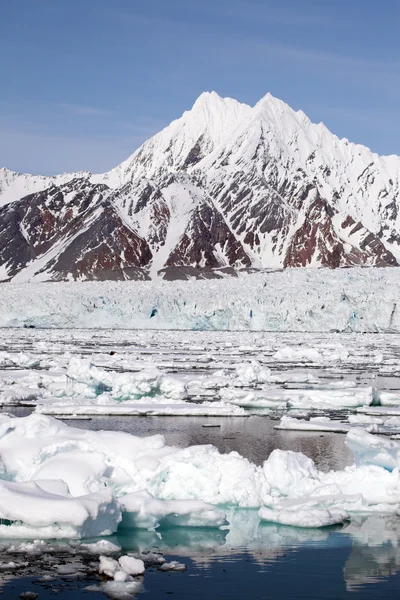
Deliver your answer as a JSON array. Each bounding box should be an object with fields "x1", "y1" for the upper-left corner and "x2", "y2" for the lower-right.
[
  {"x1": 62, "y1": 414, "x2": 354, "y2": 471},
  {"x1": 1, "y1": 511, "x2": 400, "y2": 597},
  {"x1": 112, "y1": 513, "x2": 400, "y2": 596}
]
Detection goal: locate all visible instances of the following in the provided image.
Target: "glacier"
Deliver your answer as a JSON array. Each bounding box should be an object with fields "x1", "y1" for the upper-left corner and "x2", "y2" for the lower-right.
[{"x1": 0, "y1": 267, "x2": 399, "y2": 332}]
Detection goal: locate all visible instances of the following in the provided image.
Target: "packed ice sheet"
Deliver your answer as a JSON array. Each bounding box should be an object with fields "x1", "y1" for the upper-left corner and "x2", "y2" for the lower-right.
[
  {"x1": 1, "y1": 268, "x2": 400, "y2": 332},
  {"x1": 0, "y1": 414, "x2": 398, "y2": 537},
  {"x1": 0, "y1": 345, "x2": 382, "y2": 415},
  {"x1": 0, "y1": 356, "x2": 247, "y2": 416}
]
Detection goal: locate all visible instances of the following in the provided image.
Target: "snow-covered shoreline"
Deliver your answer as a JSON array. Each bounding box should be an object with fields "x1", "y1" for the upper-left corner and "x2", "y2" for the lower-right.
[{"x1": 0, "y1": 268, "x2": 399, "y2": 332}]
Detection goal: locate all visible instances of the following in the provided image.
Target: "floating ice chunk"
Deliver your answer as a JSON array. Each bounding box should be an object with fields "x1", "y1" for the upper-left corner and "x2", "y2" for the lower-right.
[
  {"x1": 99, "y1": 556, "x2": 120, "y2": 578},
  {"x1": 148, "y1": 444, "x2": 270, "y2": 508},
  {"x1": 258, "y1": 505, "x2": 349, "y2": 528},
  {"x1": 275, "y1": 416, "x2": 351, "y2": 433},
  {"x1": 113, "y1": 570, "x2": 133, "y2": 582},
  {"x1": 158, "y1": 561, "x2": 187, "y2": 572},
  {"x1": 220, "y1": 388, "x2": 287, "y2": 409},
  {"x1": 348, "y1": 414, "x2": 384, "y2": 426},
  {"x1": 134, "y1": 552, "x2": 165, "y2": 566},
  {"x1": 36, "y1": 401, "x2": 247, "y2": 417},
  {"x1": 118, "y1": 555, "x2": 145, "y2": 576},
  {"x1": 346, "y1": 428, "x2": 400, "y2": 470},
  {"x1": 378, "y1": 391, "x2": 400, "y2": 406},
  {"x1": 382, "y1": 417, "x2": 400, "y2": 429},
  {"x1": 102, "y1": 580, "x2": 143, "y2": 599},
  {"x1": 221, "y1": 387, "x2": 373, "y2": 410},
  {"x1": 286, "y1": 387, "x2": 374, "y2": 410},
  {"x1": 273, "y1": 347, "x2": 322, "y2": 362},
  {"x1": 66, "y1": 358, "x2": 188, "y2": 402},
  {"x1": 233, "y1": 360, "x2": 271, "y2": 386},
  {"x1": 273, "y1": 345, "x2": 349, "y2": 363},
  {"x1": 0, "y1": 560, "x2": 28, "y2": 570},
  {"x1": 56, "y1": 563, "x2": 85, "y2": 575},
  {"x1": 268, "y1": 372, "x2": 321, "y2": 385},
  {"x1": 0, "y1": 351, "x2": 40, "y2": 369},
  {"x1": 6, "y1": 540, "x2": 54, "y2": 555},
  {"x1": 79, "y1": 540, "x2": 121, "y2": 555}
]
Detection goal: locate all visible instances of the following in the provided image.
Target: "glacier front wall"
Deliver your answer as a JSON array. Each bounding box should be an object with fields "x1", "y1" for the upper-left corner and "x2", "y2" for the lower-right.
[{"x1": 0, "y1": 268, "x2": 398, "y2": 332}]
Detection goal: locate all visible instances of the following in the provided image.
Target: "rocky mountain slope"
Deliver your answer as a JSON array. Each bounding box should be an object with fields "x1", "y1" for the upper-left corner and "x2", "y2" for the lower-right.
[{"x1": 1, "y1": 91, "x2": 399, "y2": 281}]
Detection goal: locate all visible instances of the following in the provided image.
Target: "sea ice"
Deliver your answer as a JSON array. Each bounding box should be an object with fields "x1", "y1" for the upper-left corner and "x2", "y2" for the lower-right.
[
  {"x1": 275, "y1": 416, "x2": 352, "y2": 433},
  {"x1": 0, "y1": 414, "x2": 398, "y2": 538},
  {"x1": 101, "y1": 580, "x2": 143, "y2": 600},
  {"x1": 258, "y1": 505, "x2": 349, "y2": 528},
  {"x1": 273, "y1": 345, "x2": 349, "y2": 363},
  {"x1": 346, "y1": 427, "x2": 400, "y2": 470},
  {"x1": 118, "y1": 556, "x2": 145, "y2": 576},
  {"x1": 158, "y1": 561, "x2": 187, "y2": 571}
]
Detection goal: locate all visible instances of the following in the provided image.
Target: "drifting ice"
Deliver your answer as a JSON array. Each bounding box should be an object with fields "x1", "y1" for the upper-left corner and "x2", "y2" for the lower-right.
[{"x1": 0, "y1": 414, "x2": 396, "y2": 536}]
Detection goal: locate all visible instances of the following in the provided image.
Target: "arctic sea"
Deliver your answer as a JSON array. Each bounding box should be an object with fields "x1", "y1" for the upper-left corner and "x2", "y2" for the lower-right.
[{"x1": 2, "y1": 327, "x2": 400, "y2": 598}]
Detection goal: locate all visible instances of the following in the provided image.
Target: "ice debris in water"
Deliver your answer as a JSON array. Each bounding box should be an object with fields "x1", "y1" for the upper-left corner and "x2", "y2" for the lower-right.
[
  {"x1": 66, "y1": 357, "x2": 188, "y2": 402},
  {"x1": 273, "y1": 345, "x2": 349, "y2": 362},
  {"x1": 158, "y1": 560, "x2": 187, "y2": 572},
  {"x1": 258, "y1": 505, "x2": 349, "y2": 528},
  {"x1": 102, "y1": 580, "x2": 143, "y2": 600},
  {"x1": 0, "y1": 414, "x2": 399, "y2": 535},
  {"x1": 0, "y1": 346, "x2": 383, "y2": 416},
  {"x1": 118, "y1": 556, "x2": 145, "y2": 576}
]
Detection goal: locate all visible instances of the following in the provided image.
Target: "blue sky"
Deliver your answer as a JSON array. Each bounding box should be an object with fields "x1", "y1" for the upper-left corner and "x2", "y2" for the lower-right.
[{"x1": 1, "y1": 0, "x2": 399, "y2": 174}]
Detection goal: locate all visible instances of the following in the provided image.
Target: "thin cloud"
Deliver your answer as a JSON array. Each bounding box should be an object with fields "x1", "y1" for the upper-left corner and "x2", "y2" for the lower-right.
[
  {"x1": 59, "y1": 103, "x2": 114, "y2": 117},
  {"x1": 0, "y1": 129, "x2": 148, "y2": 175}
]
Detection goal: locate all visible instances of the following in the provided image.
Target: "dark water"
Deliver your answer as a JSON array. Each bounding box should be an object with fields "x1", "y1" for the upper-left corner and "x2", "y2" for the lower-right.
[
  {"x1": 62, "y1": 414, "x2": 354, "y2": 471},
  {"x1": 5, "y1": 525, "x2": 400, "y2": 599}
]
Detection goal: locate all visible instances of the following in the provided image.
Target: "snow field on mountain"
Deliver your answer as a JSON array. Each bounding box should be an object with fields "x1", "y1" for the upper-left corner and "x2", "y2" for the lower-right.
[{"x1": 1, "y1": 267, "x2": 400, "y2": 332}]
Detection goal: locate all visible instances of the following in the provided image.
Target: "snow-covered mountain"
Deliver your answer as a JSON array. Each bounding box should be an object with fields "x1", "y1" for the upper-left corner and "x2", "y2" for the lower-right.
[{"x1": 1, "y1": 91, "x2": 400, "y2": 282}]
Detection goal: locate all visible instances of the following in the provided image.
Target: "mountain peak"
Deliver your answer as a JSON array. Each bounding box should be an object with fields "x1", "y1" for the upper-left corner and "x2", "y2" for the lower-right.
[
  {"x1": 191, "y1": 90, "x2": 249, "y2": 112},
  {"x1": 192, "y1": 90, "x2": 222, "y2": 108},
  {"x1": 1, "y1": 90, "x2": 400, "y2": 281}
]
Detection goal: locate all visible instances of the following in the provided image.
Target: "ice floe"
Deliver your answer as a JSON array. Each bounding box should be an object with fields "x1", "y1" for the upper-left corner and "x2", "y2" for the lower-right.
[
  {"x1": 275, "y1": 416, "x2": 352, "y2": 433},
  {"x1": 0, "y1": 414, "x2": 397, "y2": 537}
]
